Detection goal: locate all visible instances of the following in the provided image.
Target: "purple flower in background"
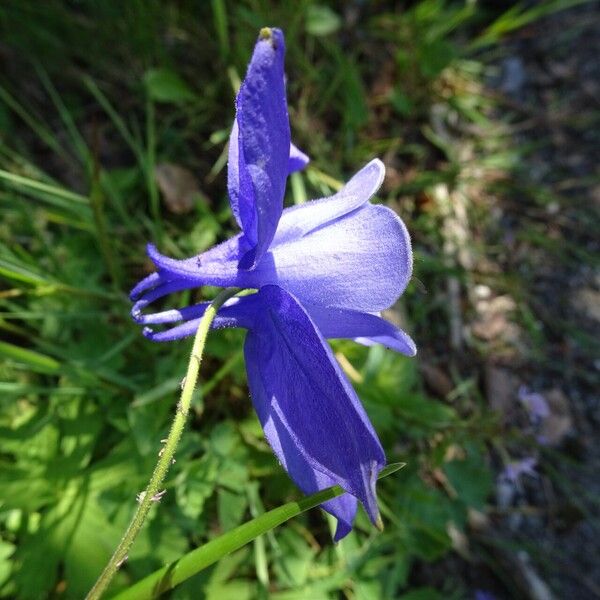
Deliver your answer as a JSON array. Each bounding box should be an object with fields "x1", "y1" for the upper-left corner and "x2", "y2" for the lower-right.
[
  {"x1": 501, "y1": 457, "x2": 537, "y2": 484},
  {"x1": 131, "y1": 28, "x2": 415, "y2": 540},
  {"x1": 518, "y1": 386, "x2": 550, "y2": 424}
]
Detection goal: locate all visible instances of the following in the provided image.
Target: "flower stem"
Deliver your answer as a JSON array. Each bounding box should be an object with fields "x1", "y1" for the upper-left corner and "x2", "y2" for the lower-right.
[{"x1": 86, "y1": 287, "x2": 241, "y2": 600}]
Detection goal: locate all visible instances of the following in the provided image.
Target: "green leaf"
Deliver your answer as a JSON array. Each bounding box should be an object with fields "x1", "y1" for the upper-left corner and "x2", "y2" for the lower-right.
[
  {"x1": 443, "y1": 449, "x2": 493, "y2": 510},
  {"x1": 390, "y1": 88, "x2": 415, "y2": 117},
  {"x1": 112, "y1": 463, "x2": 405, "y2": 599},
  {"x1": 396, "y1": 476, "x2": 455, "y2": 561},
  {"x1": 273, "y1": 529, "x2": 315, "y2": 587},
  {"x1": 0, "y1": 540, "x2": 15, "y2": 588},
  {"x1": 305, "y1": 5, "x2": 341, "y2": 37},
  {"x1": 205, "y1": 580, "x2": 254, "y2": 600},
  {"x1": 398, "y1": 588, "x2": 443, "y2": 600},
  {"x1": 176, "y1": 456, "x2": 219, "y2": 520},
  {"x1": 143, "y1": 69, "x2": 196, "y2": 104},
  {"x1": 418, "y1": 38, "x2": 455, "y2": 78},
  {"x1": 218, "y1": 489, "x2": 248, "y2": 531}
]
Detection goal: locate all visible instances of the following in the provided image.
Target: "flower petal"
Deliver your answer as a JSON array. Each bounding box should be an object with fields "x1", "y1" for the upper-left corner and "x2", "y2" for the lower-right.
[
  {"x1": 261, "y1": 407, "x2": 358, "y2": 541},
  {"x1": 134, "y1": 293, "x2": 416, "y2": 362},
  {"x1": 226, "y1": 118, "x2": 245, "y2": 231},
  {"x1": 305, "y1": 305, "x2": 417, "y2": 356},
  {"x1": 227, "y1": 27, "x2": 290, "y2": 269},
  {"x1": 132, "y1": 159, "x2": 411, "y2": 314},
  {"x1": 288, "y1": 143, "x2": 310, "y2": 173},
  {"x1": 244, "y1": 285, "x2": 385, "y2": 527},
  {"x1": 272, "y1": 158, "x2": 385, "y2": 243},
  {"x1": 259, "y1": 203, "x2": 412, "y2": 312}
]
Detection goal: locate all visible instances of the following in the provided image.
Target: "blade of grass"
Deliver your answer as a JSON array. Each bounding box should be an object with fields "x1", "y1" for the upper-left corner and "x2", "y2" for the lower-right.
[
  {"x1": 211, "y1": 0, "x2": 229, "y2": 61},
  {"x1": 145, "y1": 94, "x2": 162, "y2": 238},
  {"x1": 0, "y1": 84, "x2": 69, "y2": 160},
  {"x1": 471, "y1": 0, "x2": 592, "y2": 49},
  {"x1": 84, "y1": 77, "x2": 143, "y2": 163},
  {"x1": 85, "y1": 76, "x2": 162, "y2": 240},
  {"x1": 112, "y1": 463, "x2": 405, "y2": 600},
  {"x1": 0, "y1": 340, "x2": 61, "y2": 374},
  {"x1": 34, "y1": 63, "x2": 92, "y2": 173},
  {"x1": 90, "y1": 166, "x2": 122, "y2": 289},
  {"x1": 0, "y1": 169, "x2": 89, "y2": 205}
]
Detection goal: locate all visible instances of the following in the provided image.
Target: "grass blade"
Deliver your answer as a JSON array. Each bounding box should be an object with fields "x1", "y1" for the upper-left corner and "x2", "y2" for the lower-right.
[
  {"x1": 0, "y1": 169, "x2": 89, "y2": 205},
  {"x1": 112, "y1": 463, "x2": 405, "y2": 600}
]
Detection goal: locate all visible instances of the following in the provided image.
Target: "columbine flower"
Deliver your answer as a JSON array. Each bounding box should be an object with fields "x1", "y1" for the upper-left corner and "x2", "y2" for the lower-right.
[{"x1": 131, "y1": 27, "x2": 415, "y2": 540}]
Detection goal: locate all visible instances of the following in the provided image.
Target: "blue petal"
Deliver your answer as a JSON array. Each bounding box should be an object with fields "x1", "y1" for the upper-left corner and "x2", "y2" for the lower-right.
[
  {"x1": 138, "y1": 158, "x2": 386, "y2": 288},
  {"x1": 227, "y1": 28, "x2": 290, "y2": 269},
  {"x1": 133, "y1": 160, "x2": 411, "y2": 314},
  {"x1": 261, "y1": 408, "x2": 358, "y2": 541},
  {"x1": 137, "y1": 288, "x2": 415, "y2": 357},
  {"x1": 271, "y1": 158, "x2": 385, "y2": 243},
  {"x1": 136, "y1": 296, "x2": 254, "y2": 342},
  {"x1": 226, "y1": 118, "x2": 245, "y2": 231},
  {"x1": 244, "y1": 285, "x2": 386, "y2": 529},
  {"x1": 288, "y1": 143, "x2": 310, "y2": 173},
  {"x1": 257, "y1": 202, "x2": 412, "y2": 312},
  {"x1": 305, "y1": 305, "x2": 417, "y2": 356}
]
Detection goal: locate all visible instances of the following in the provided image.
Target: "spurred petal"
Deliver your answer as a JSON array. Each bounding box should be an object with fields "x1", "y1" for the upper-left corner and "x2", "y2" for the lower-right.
[
  {"x1": 288, "y1": 143, "x2": 310, "y2": 173},
  {"x1": 139, "y1": 159, "x2": 385, "y2": 286},
  {"x1": 244, "y1": 285, "x2": 385, "y2": 530},
  {"x1": 227, "y1": 28, "x2": 290, "y2": 269}
]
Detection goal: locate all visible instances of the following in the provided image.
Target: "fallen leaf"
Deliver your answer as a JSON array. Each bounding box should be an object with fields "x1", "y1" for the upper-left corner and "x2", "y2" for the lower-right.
[
  {"x1": 420, "y1": 361, "x2": 453, "y2": 398},
  {"x1": 155, "y1": 163, "x2": 205, "y2": 214}
]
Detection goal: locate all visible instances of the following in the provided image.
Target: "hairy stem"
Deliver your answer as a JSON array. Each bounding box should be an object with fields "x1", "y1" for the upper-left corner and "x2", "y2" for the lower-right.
[{"x1": 87, "y1": 287, "x2": 241, "y2": 600}]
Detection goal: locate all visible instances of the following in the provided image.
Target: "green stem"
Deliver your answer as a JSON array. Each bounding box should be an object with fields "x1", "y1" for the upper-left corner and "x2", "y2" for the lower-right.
[{"x1": 86, "y1": 287, "x2": 241, "y2": 600}]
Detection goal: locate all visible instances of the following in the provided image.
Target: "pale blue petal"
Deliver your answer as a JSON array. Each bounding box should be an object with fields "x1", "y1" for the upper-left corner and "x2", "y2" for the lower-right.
[
  {"x1": 288, "y1": 143, "x2": 310, "y2": 173},
  {"x1": 306, "y1": 305, "x2": 417, "y2": 356}
]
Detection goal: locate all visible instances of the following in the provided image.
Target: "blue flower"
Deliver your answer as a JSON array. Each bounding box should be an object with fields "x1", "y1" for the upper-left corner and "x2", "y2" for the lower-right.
[{"x1": 131, "y1": 27, "x2": 415, "y2": 540}]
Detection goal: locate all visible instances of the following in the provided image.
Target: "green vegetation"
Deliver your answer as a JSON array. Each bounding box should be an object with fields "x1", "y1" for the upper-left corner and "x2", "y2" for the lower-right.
[{"x1": 0, "y1": 1, "x2": 597, "y2": 598}]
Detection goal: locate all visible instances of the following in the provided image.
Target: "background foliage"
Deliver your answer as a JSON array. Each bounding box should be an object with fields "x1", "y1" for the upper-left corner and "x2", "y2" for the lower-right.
[{"x1": 0, "y1": 1, "x2": 597, "y2": 598}]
